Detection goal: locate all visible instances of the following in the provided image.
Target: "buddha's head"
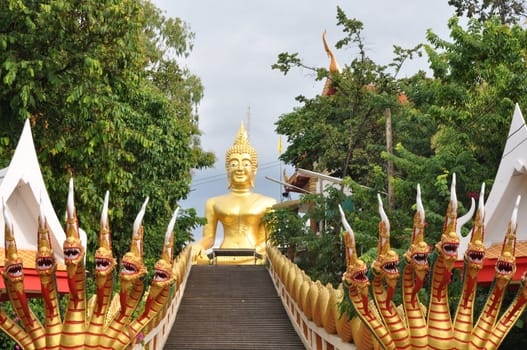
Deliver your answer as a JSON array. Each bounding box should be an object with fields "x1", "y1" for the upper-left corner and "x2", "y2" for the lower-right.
[{"x1": 225, "y1": 122, "x2": 258, "y2": 189}]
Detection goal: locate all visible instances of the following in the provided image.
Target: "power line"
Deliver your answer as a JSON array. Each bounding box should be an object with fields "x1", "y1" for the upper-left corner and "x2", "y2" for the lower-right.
[{"x1": 190, "y1": 160, "x2": 283, "y2": 188}]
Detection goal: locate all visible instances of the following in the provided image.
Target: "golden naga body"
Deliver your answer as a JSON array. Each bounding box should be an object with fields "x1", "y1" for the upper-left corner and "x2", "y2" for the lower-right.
[
  {"x1": 0, "y1": 179, "x2": 180, "y2": 350},
  {"x1": 192, "y1": 122, "x2": 276, "y2": 264},
  {"x1": 339, "y1": 174, "x2": 526, "y2": 350}
]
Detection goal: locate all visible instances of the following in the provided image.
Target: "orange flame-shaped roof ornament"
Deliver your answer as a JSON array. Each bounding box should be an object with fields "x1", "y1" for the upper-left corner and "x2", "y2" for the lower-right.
[{"x1": 322, "y1": 31, "x2": 341, "y2": 96}]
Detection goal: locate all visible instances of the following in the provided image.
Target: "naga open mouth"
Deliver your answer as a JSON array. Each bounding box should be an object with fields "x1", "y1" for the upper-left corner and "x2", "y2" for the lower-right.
[
  {"x1": 95, "y1": 257, "x2": 113, "y2": 273},
  {"x1": 496, "y1": 260, "x2": 514, "y2": 275},
  {"x1": 412, "y1": 253, "x2": 429, "y2": 265},
  {"x1": 352, "y1": 268, "x2": 369, "y2": 283},
  {"x1": 7, "y1": 263, "x2": 23, "y2": 277},
  {"x1": 153, "y1": 269, "x2": 170, "y2": 282},
  {"x1": 442, "y1": 243, "x2": 459, "y2": 257},
  {"x1": 467, "y1": 250, "x2": 485, "y2": 264},
  {"x1": 382, "y1": 261, "x2": 399, "y2": 275},
  {"x1": 64, "y1": 247, "x2": 81, "y2": 261},
  {"x1": 121, "y1": 261, "x2": 138, "y2": 275},
  {"x1": 36, "y1": 257, "x2": 55, "y2": 271}
]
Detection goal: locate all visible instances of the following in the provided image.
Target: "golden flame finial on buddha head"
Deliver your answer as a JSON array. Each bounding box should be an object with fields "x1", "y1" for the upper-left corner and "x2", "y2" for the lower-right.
[{"x1": 225, "y1": 121, "x2": 258, "y2": 189}]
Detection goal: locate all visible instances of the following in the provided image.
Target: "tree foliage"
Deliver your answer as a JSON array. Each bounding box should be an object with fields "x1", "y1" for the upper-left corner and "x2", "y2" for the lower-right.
[
  {"x1": 0, "y1": 0, "x2": 214, "y2": 262},
  {"x1": 448, "y1": 0, "x2": 526, "y2": 24},
  {"x1": 271, "y1": 5, "x2": 527, "y2": 273}
]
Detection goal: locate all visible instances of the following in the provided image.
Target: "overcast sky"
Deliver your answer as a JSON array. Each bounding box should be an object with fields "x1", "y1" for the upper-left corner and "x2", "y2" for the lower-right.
[{"x1": 150, "y1": 0, "x2": 456, "y2": 244}]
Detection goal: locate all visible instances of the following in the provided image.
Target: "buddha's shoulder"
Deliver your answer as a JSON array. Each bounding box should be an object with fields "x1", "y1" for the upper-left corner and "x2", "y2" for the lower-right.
[
  {"x1": 251, "y1": 192, "x2": 277, "y2": 205},
  {"x1": 207, "y1": 192, "x2": 276, "y2": 205}
]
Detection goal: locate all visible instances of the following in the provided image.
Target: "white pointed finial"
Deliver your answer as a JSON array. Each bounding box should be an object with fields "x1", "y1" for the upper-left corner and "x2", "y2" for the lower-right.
[
  {"x1": 416, "y1": 184, "x2": 425, "y2": 224},
  {"x1": 377, "y1": 193, "x2": 390, "y2": 233},
  {"x1": 511, "y1": 195, "x2": 521, "y2": 229},
  {"x1": 67, "y1": 177, "x2": 75, "y2": 218},
  {"x1": 133, "y1": 197, "x2": 149, "y2": 237},
  {"x1": 450, "y1": 173, "x2": 457, "y2": 212},
  {"x1": 478, "y1": 183, "x2": 485, "y2": 224},
  {"x1": 39, "y1": 192, "x2": 46, "y2": 230},
  {"x1": 101, "y1": 191, "x2": 109, "y2": 228},
  {"x1": 165, "y1": 207, "x2": 179, "y2": 244}
]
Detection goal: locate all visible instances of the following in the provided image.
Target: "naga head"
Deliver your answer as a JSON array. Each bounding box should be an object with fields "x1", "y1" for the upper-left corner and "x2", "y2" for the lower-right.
[
  {"x1": 63, "y1": 178, "x2": 85, "y2": 274},
  {"x1": 3, "y1": 198, "x2": 32, "y2": 325},
  {"x1": 36, "y1": 196, "x2": 57, "y2": 277},
  {"x1": 120, "y1": 198, "x2": 149, "y2": 292},
  {"x1": 339, "y1": 205, "x2": 370, "y2": 311},
  {"x1": 371, "y1": 195, "x2": 399, "y2": 303},
  {"x1": 465, "y1": 183, "x2": 486, "y2": 273},
  {"x1": 151, "y1": 207, "x2": 179, "y2": 290},
  {"x1": 495, "y1": 195, "x2": 520, "y2": 286},
  {"x1": 95, "y1": 191, "x2": 116, "y2": 279},
  {"x1": 436, "y1": 174, "x2": 460, "y2": 264},
  {"x1": 404, "y1": 185, "x2": 430, "y2": 286},
  {"x1": 3, "y1": 199, "x2": 24, "y2": 284}
]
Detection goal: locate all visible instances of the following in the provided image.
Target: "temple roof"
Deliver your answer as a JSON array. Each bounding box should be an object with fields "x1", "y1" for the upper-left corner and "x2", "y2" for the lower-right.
[
  {"x1": 458, "y1": 104, "x2": 527, "y2": 257},
  {"x1": 0, "y1": 120, "x2": 78, "y2": 294}
]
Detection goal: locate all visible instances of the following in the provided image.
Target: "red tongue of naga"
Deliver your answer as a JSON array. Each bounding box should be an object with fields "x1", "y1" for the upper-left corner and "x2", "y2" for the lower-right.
[
  {"x1": 67, "y1": 275, "x2": 78, "y2": 306},
  {"x1": 17, "y1": 291, "x2": 33, "y2": 327},
  {"x1": 386, "y1": 285, "x2": 395, "y2": 312},
  {"x1": 441, "y1": 270, "x2": 452, "y2": 286},
  {"x1": 504, "y1": 294, "x2": 527, "y2": 324},
  {"x1": 462, "y1": 276, "x2": 476, "y2": 308},
  {"x1": 96, "y1": 287, "x2": 105, "y2": 315},
  {"x1": 412, "y1": 276, "x2": 424, "y2": 306},
  {"x1": 42, "y1": 285, "x2": 55, "y2": 318},
  {"x1": 362, "y1": 294, "x2": 369, "y2": 314},
  {"x1": 120, "y1": 290, "x2": 128, "y2": 317}
]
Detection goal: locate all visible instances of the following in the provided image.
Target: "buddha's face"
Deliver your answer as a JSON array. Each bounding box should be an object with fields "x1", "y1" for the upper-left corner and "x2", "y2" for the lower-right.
[{"x1": 227, "y1": 152, "x2": 255, "y2": 188}]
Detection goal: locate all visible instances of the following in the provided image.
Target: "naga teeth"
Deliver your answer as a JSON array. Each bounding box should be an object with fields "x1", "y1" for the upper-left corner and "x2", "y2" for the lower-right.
[
  {"x1": 37, "y1": 257, "x2": 54, "y2": 270},
  {"x1": 413, "y1": 253, "x2": 428, "y2": 265},
  {"x1": 121, "y1": 262, "x2": 138, "y2": 274},
  {"x1": 95, "y1": 258, "x2": 111, "y2": 271},
  {"x1": 353, "y1": 270, "x2": 369, "y2": 282},
  {"x1": 468, "y1": 251, "x2": 484, "y2": 263},
  {"x1": 7, "y1": 263, "x2": 23, "y2": 277},
  {"x1": 64, "y1": 247, "x2": 81, "y2": 259},
  {"x1": 442, "y1": 243, "x2": 459, "y2": 256},
  {"x1": 496, "y1": 261, "x2": 513, "y2": 274},
  {"x1": 153, "y1": 270, "x2": 169, "y2": 281},
  {"x1": 382, "y1": 261, "x2": 399, "y2": 274}
]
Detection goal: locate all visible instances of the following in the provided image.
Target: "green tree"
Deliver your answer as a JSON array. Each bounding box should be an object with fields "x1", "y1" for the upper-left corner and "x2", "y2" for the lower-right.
[
  {"x1": 389, "y1": 15, "x2": 527, "y2": 241},
  {"x1": 272, "y1": 7, "x2": 422, "y2": 252},
  {"x1": 0, "y1": 0, "x2": 214, "y2": 262},
  {"x1": 448, "y1": 0, "x2": 526, "y2": 24}
]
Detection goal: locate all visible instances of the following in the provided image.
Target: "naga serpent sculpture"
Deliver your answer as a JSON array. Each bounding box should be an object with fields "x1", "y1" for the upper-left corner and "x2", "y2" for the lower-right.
[
  {"x1": 340, "y1": 174, "x2": 526, "y2": 350},
  {"x1": 1, "y1": 178, "x2": 179, "y2": 349}
]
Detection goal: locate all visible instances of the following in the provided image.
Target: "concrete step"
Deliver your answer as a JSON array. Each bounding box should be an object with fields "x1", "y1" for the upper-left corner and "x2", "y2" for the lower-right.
[{"x1": 165, "y1": 265, "x2": 305, "y2": 349}]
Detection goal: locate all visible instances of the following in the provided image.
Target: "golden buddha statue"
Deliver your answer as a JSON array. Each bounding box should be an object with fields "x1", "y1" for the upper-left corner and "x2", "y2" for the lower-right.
[{"x1": 192, "y1": 122, "x2": 277, "y2": 264}]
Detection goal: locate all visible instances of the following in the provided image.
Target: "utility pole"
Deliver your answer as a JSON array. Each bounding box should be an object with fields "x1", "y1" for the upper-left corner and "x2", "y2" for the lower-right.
[
  {"x1": 246, "y1": 106, "x2": 251, "y2": 140},
  {"x1": 385, "y1": 108, "x2": 395, "y2": 210}
]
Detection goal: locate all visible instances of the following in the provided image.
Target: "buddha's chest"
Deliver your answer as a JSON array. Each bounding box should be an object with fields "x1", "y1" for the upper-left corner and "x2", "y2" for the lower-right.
[{"x1": 213, "y1": 198, "x2": 263, "y2": 225}]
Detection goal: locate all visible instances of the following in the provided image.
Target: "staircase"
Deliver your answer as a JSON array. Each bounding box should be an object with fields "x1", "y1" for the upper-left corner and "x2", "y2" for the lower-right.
[{"x1": 165, "y1": 265, "x2": 306, "y2": 349}]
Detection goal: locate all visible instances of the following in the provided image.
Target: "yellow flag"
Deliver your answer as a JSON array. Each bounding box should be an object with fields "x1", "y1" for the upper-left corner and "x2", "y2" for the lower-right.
[{"x1": 278, "y1": 136, "x2": 283, "y2": 154}]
